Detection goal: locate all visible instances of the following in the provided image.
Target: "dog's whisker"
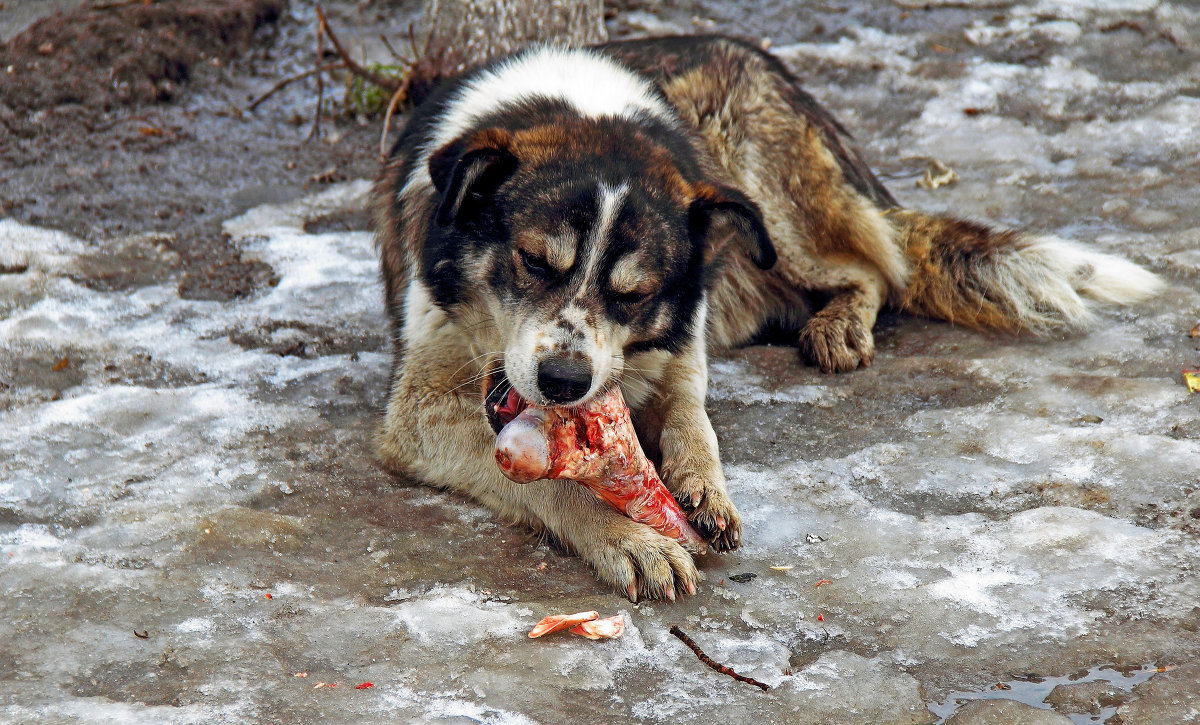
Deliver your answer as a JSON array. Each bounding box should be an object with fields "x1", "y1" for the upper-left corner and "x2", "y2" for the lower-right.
[
  {"x1": 443, "y1": 350, "x2": 504, "y2": 385},
  {"x1": 437, "y1": 361, "x2": 506, "y2": 401}
]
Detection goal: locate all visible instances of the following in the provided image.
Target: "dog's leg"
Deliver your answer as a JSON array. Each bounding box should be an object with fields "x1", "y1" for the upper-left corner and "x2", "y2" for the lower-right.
[
  {"x1": 797, "y1": 263, "x2": 888, "y2": 373},
  {"x1": 635, "y1": 341, "x2": 741, "y2": 552},
  {"x1": 377, "y1": 348, "x2": 699, "y2": 601}
]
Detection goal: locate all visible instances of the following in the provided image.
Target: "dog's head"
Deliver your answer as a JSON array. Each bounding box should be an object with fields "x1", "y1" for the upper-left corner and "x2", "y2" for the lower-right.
[{"x1": 421, "y1": 117, "x2": 774, "y2": 416}]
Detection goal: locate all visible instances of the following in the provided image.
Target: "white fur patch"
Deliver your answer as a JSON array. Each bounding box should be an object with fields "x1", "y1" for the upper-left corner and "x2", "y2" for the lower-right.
[
  {"x1": 402, "y1": 278, "x2": 445, "y2": 345},
  {"x1": 577, "y1": 183, "x2": 629, "y2": 290},
  {"x1": 986, "y1": 235, "x2": 1164, "y2": 330},
  {"x1": 404, "y1": 47, "x2": 672, "y2": 196}
]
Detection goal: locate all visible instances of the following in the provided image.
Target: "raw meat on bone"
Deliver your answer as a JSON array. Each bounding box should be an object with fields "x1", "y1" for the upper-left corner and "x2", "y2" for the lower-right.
[{"x1": 493, "y1": 386, "x2": 707, "y2": 554}]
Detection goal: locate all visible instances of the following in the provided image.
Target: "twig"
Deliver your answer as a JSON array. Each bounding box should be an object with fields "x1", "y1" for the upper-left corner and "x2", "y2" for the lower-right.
[
  {"x1": 379, "y1": 74, "x2": 413, "y2": 159},
  {"x1": 309, "y1": 14, "x2": 325, "y2": 141},
  {"x1": 315, "y1": 4, "x2": 402, "y2": 93},
  {"x1": 379, "y1": 33, "x2": 404, "y2": 63},
  {"x1": 407, "y1": 21, "x2": 422, "y2": 63},
  {"x1": 1100, "y1": 19, "x2": 1187, "y2": 51},
  {"x1": 92, "y1": 0, "x2": 151, "y2": 9},
  {"x1": 133, "y1": 629, "x2": 149, "y2": 639},
  {"x1": 668, "y1": 626, "x2": 770, "y2": 691},
  {"x1": 247, "y1": 62, "x2": 345, "y2": 112}
]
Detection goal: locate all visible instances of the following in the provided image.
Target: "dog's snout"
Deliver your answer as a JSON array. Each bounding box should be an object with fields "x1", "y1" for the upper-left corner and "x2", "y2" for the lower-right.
[{"x1": 537, "y1": 355, "x2": 592, "y2": 404}]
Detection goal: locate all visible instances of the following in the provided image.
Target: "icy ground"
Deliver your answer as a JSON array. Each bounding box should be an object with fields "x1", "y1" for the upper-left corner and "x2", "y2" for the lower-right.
[{"x1": 3, "y1": 0, "x2": 1200, "y2": 723}]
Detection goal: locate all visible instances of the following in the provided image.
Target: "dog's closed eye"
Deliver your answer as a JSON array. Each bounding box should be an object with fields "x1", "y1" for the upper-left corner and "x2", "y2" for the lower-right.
[
  {"x1": 519, "y1": 249, "x2": 555, "y2": 279},
  {"x1": 611, "y1": 290, "x2": 648, "y2": 305}
]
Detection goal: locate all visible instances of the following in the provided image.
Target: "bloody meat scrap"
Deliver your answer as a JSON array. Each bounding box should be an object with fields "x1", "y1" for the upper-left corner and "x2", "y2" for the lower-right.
[
  {"x1": 570, "y1": 614, "x2": 625, "y2": 640},
  {"x1": 528, "y1": 611, "x2": 626, "y2": 640},
  {"x1": 528, "y1": 610, "x2": 599, "y2": 638},
  {"x1": 491, "y1": 385, "x2": 706, "y2": 554}
]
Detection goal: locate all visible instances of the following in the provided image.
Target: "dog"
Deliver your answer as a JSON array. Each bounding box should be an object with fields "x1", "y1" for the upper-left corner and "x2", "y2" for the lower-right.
[{"x1": 370, "y1": 35, "x2": 1162, "y2": 601}]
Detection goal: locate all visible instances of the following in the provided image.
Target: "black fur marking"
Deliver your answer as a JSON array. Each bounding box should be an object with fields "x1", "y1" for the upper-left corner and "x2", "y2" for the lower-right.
[
  {"x1": 430, "y1": 145, "x2": 518, "y2": 228},
  {"x1": 689, "y1": 185, "x2": 776, "y2": 270}
]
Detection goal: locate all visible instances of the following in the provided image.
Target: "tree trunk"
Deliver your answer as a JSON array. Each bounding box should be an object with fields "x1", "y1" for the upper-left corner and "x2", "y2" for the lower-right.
[{"x1": 409, "y1": 0, "x2": 607, "y2": 104}]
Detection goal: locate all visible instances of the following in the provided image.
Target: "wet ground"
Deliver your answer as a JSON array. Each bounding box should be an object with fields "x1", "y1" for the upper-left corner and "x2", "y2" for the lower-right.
[{"x1": 2, "y1": 0, "x2": 1199, "y2": 723}]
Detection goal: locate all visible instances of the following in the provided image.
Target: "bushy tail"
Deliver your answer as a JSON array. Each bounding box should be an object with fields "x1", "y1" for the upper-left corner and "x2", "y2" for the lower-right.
[{"x1": 889, "y1": 209, "x2": 1164, "y2": 333}]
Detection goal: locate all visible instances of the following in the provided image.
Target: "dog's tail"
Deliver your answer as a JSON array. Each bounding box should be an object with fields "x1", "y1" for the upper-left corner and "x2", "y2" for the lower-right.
[{"x1": 887, "y1": 209, "x2": 1163, "y2": 333}]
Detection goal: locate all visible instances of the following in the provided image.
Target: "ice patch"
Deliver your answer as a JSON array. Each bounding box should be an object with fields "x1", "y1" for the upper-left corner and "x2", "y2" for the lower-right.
[
  {"x1": 774, "y1": 26, "x2": 918, "y2": 73},
  {"x1": 0, "y1": 523, "x2": 60, "y2": 550},
  {"x1": 0, "y1": 183, "x2": 387, "y2": 526},
  {"x1": 176, "y1": 617, "x2": 216, "y2": 636},
  {"x1": 375, "y1": 685, "x2": 539, "y2": 725},
  {"x1": 390, "y1": 586, "x2": 528, "y2": 644},
  {"x1": 708, "y1": 359, "x2": 842, "y2": 406},
  {"x1": 0, "y1": 219, "x2": 85, "y2": 271}
]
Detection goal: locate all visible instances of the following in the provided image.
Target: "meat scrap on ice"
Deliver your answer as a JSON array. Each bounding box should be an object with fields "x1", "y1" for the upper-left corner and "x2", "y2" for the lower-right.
[
  {"x1": 528, "y1": 611, "x2": 625, "y2": 640},
  {"x1": 490, "y1": 385, "x2": 706, "y2": 553}
]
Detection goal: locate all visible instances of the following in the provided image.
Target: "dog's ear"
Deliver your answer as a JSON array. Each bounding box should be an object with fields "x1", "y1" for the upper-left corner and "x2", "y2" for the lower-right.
[
  {"x1": 688, "y1": 182, "x2": 776, "y2": 270},
  {"x1": 428, "y1": 129, "x2": 517, "y2": 227}
]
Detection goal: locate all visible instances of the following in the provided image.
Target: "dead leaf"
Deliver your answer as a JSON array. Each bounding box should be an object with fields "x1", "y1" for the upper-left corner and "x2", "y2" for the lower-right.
[
  {"x1": 1189, "y1": 323, "x2": 1199, "y2": 338},
  {"x1": 52, "y1": 357, "x2": 70, "y2": 372},
  {"x1": 1183, "y1": 369, "x2": 1200, "y2": 394}
]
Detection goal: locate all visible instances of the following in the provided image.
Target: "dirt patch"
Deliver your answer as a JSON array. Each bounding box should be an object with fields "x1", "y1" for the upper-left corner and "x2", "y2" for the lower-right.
[
  {"x1": 0, "y1": 0, "x2": 286, "y2": 135},
  {"x1": 0, "y1": 1, "x2": 390, "y2": 302}
]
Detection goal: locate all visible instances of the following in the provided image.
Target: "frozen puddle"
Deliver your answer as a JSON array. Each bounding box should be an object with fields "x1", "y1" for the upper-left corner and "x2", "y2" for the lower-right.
[{"x1": 930, "y1": 663, "x2": 1169, "y2": 724}]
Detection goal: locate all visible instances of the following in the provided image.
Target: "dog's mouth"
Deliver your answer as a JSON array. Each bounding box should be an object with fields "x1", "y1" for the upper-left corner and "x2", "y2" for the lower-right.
[{"x1": 483, "y1": 372, "x2": 529, "y2": 434}]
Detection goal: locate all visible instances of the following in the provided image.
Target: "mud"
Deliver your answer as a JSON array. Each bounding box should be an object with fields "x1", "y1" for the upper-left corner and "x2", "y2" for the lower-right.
[
  {"x1": 0, "y1": 0, "x2": 406, "y2": 300},
  {"x1": 0, "y1": 0, "x2": 286, "y2": 124}
]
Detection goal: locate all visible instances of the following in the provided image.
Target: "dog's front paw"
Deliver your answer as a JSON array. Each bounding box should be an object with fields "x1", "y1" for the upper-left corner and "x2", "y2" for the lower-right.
[
  {"x1": 798, "y1": 310, "x2": 875, "y2": 373},
  {"x1": 587, "y1": 520, "x2": 699, "y2": 602},
  {"x1": 668, "y1": 471, "x2": 742, "y2": 553}
]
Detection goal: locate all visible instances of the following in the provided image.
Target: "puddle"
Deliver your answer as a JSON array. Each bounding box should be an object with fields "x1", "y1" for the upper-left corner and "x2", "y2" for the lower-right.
[{"x1": 930, "y1": 663, "x2": 1172, "y2": 724}]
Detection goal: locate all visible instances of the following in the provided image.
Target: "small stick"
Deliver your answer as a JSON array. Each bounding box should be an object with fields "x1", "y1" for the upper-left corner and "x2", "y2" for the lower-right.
[
  {"x1": 315, "y1": 4, "x2": 402, "y2": 93},
  {"x1": 246, "y1": 62, "x2": 345, "y2": 112},
  {"x1": 669, "y1": 626, "x2": 770, "y2": 691},
  {"x1": 407, "y1": 22, "x2": 422, "y2": 64},
  {"x1": 309, "y1": 13, "x2": 325, "y2": 141},
  {"x1": 378, "y1": 74, "x2": 413, "y2": 159},
  {"x1": 133, "y1": 629, "x2": 149, "y2": 639},
  {"x1": 379, "y1": 33, "x2": 404, "y2": 63},
  {"x1": 92, "y1": 0, "x2": 151, "y2": 9}
]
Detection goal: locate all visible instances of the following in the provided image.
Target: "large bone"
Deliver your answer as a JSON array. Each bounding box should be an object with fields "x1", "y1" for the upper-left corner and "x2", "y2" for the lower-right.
[{"x1": 494, "y1": 387, "x2": 706, "y2": 554}]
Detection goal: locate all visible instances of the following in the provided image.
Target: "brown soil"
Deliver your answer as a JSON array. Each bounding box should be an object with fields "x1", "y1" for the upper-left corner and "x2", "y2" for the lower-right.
[
  {"x1": 0, "y1": 0, "x2": 388, "y2": 302},
  {"x1": 0, "y1": 0, "x2": 286, "y2": 134}
]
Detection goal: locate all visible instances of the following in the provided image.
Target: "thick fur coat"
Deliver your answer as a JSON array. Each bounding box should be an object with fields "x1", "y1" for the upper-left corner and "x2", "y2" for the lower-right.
[{"x1": 371, "y1": 36, "x2": 1162, "y2": 601}]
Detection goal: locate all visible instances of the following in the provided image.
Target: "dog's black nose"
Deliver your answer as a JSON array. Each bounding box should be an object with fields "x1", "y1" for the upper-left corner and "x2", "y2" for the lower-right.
[{"x1": 537, "y1": 356, "x2": 592, "y2": 404}]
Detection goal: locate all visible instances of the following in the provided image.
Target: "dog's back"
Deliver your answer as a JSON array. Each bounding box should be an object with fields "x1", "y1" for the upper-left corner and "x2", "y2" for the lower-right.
[{"x1": 600, "y1": 36, "x2": 1162, "y2": 371}]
